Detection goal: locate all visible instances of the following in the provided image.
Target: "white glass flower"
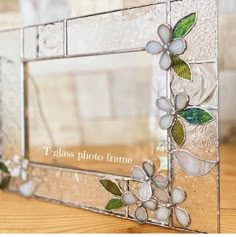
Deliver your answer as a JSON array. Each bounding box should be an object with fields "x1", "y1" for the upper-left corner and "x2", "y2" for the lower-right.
[
  {"x1": 121, "y1": 160, "x2": 169, "y2": 223},
  {"x1": 156, "y1": 187, "x2": 191, "y2": 227},
  {"x1": 145, "y1": 24, "x2": 187, "y2": 70},
  {"x1": 122, "y1": 191, "x2": 157, "y2": 224},
  {"x1": 9, "y1": 155, "x2": 29, "y2": 181},
  {"x1": 156, "y1": 93, "x2": 189, "y2": 130},
  {"x1": 130, "y1": 160, "x2": 168, "y2": 201}
]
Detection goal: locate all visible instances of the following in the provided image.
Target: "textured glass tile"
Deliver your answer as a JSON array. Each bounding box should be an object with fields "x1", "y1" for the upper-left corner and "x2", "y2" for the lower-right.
[
  {"x1": 170, "y1": 0, "x2": 217, "y2": 61},
  {"x1": 172, "y1": 161, "x2": 218, "y2": 233},
  {"x1": 23, "y1": 27, "x2": 37, "y2": 60},
  {"x1": 68, "y1": 0, "x2": 167, "y2": 18},
  {"x1": 67, "y1": 4, "x2": 166, "y2": 55},
  {"x1": 171, "y1": 63, "x2": 218, "y2": 107},
  {"x1": 29, "y1": 165, "x2": 126, "y2": 215},
  {"x1": 0, "y1": 30, "x2": 22, "y2": 160},
  {"x1": 172, "y1": 111, "x2": 217, "y2": 161},
  {"x1": 38, "y1": 22, "x2": 64, "y2": 57}
]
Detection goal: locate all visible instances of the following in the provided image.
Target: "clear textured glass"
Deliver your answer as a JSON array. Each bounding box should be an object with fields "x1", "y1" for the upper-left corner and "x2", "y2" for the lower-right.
[
  {"x1": 0, "y1": 30, "x2": 23, "y2": 160},
  {"x1": 170, "y1": 0, "x2": 217, "y2": 62},
  {"x1": 171, "y1": 63, "x2": 218, "y2": 107},
  {"x1": 67, "y1": 4, "x2": 166, "y2": 55}
]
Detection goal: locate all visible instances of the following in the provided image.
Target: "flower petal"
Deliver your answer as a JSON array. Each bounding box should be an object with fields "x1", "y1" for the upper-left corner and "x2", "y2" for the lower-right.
[
  {"x1": 131, "y1": 166, "x2": 146, "y2": 181},
  {"x1": 142, "y1": 199, "x2": 157, "y2": 211},
  {"x1": 156, "y1": 206, "x2": 171, "y2": 222},
  {"x1": 21, "y1": 170, "x2": 28, "y2": 181},
  {"x1": 175, "y1": 207, "x2": 191, "y2": 227},
  {"x1": 156, "y1": 97, "x2": 173, "y2": 113},
  {"x1": 12, "y1": 155, "x2": 20, "y2": 164},
  {"x1": 152, "y1": 175, "x2": 168, "y2": 189},
  {"x1": 135, "y1": 207, "x2": 148, "y2": 224},
  {"x1": 122, "y1": 192, "x2": 139, "y2": 205},
  {"x1": 145, "y1": 40, "x2": 163, "y2": 54},
  {"x1": 154, "y1": 188, "x2": 169, "y2": 203},
  {"x1": 142, "y1": 160, "x2": 154, "y2": 178},
  {"x1": 158, "y1": 24, "x2": 172, "y2": 45},
  {"x1": 11, "y1": 166, "x2": 21, "y2": 177},
  {"x1": 171, "y1": 187, "x2": 186, "y2": 204},
  {"x1": 159, "y1": 114, "x2": 174, "y2": 130},
  {"x1": 174, "y1": 93, "x2": 189, "y2": 111},
  {"x1": 160, "y1": 51, "x2": 172, "y2": 70},
  {"x1": 169, "y1": 39, "x2": 187, "y2": 55},
  {"x1": 18, "y1": 179, "x2": 38, "y2": 197},
  {"x1": 138, "y1": 180, "x2": 152, "y2": 201}
]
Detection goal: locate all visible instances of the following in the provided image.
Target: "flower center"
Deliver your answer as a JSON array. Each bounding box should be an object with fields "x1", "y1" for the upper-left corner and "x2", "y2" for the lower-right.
[{"x1": 163, "y1": 44, "x2": 169, "y2": 50}]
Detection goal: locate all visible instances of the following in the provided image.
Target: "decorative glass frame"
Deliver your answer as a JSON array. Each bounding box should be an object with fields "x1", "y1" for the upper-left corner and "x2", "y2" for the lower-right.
[{"x1": 0, "y1": 0, "x2": 219, "y2": 233}]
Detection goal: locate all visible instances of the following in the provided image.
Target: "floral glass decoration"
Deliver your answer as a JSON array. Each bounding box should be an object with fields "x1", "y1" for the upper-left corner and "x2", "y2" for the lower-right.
[
  {"x1": 145, "y1": 13, "x2": 197, "y2": 80},
  {"x1": 156, "y1": 92, "x2": 214, "y2": 147},
  {"x1": 100, "y1": 160, "x2": 190, "y2": 227}
]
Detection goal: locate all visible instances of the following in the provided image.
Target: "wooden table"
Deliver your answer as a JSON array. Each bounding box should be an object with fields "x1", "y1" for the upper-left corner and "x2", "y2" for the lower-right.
[{"x1": 0, "y1": 144, "x2": 235, "y2": 233}]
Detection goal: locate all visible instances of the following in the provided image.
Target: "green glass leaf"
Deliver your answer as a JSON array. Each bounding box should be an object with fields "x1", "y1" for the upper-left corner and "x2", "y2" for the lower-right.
[
  {"x1": 0, "y1": 162, "x2": 10, "y2": 174},
  {"x1": 173, "y1": 13, "x2": 197, "y2": 39},
  {"x1": 178, "y1": 108, "x2": 214, "y2": 125},
  {"x1": 0, "y1": 176, "x2": 11, "y2": 190},
  {"x1": 106, "y1": 198, "x2": 124, "y2": 210},
  {"x1": 171, "y1": 118, "x2": 185, "y2": 147},
  {"x1": 171, "y1": 55, "x2": 191, "y2": 81},
  {"x1": 100, "y1": 179, "x2": 123, "y2": 196}
]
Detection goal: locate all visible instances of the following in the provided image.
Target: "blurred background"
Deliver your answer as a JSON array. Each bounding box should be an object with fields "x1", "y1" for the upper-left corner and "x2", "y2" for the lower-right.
[{"x1": 0, "y1": 0, "x2": 232, "y2": 174}]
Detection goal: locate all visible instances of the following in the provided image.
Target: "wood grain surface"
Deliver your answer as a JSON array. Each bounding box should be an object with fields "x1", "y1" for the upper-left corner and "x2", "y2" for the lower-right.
[{"x1": 0, "y1": 144, "x2": 235, "y2": 233}]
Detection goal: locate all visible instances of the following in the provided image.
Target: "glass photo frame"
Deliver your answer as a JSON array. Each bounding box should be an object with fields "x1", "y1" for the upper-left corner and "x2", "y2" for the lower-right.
[{"x1": 0, "y1": 0, "x2": 219, "y2": 233}]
